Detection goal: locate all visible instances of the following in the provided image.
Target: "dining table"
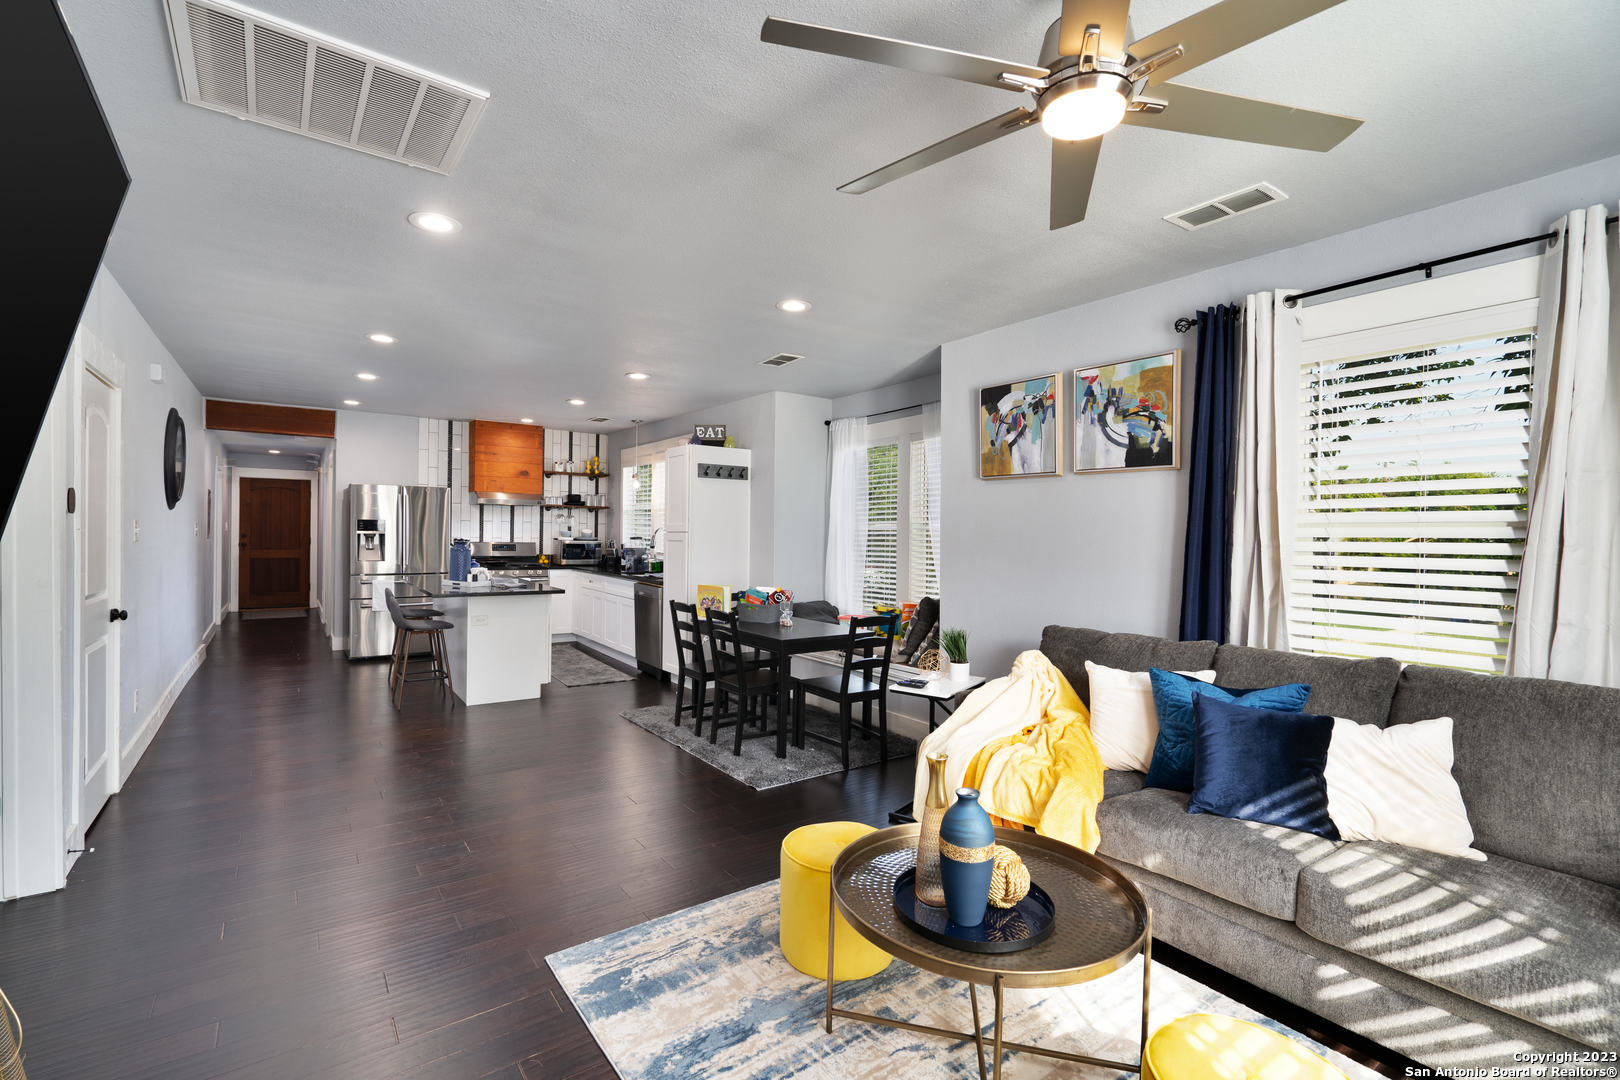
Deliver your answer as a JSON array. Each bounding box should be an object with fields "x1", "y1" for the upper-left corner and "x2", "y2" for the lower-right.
[{"x1": 731, "y1": 616, "x2": 853, "y2": 758}]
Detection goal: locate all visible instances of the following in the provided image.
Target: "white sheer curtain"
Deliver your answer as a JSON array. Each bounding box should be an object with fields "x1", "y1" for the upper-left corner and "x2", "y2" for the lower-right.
[
  {"x1": 1509, "y1": 204, "x2": 1620, "y2": 686},
  {"x1": 1227, "y1": 290, "x2": 1303, "y2": 649},
  {"x1": 824, "y1": 417, "x2": 868, "y2": 613},
  {"x1": 921, "y1": 404, "x2": 942, "y2": 590}
]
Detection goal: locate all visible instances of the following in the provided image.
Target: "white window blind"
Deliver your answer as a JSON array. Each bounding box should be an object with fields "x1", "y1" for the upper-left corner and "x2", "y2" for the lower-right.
[
  {"x1": 908, "y1": 433, "x2": 941, "y2": 601},
  {"x1": 1293, "y1": 322, "x2": 1535, "y2": 674},
  {"x1": 623, "y1": 463, "x2": 654, "y2": 545},
  {"x1": 863, "y1": 442, "x2": 899, "y2": 610}
]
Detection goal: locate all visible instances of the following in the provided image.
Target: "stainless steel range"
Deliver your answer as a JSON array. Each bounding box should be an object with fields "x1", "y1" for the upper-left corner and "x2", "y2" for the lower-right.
[{"x1": 468, "y1": 541, "x2": 550, "y2": 584}]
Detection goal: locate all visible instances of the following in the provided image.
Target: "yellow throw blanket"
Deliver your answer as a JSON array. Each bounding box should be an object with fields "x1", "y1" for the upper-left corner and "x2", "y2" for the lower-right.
[{"x1": 912, "y1": 651, "x2": 1104, "y2": 852}]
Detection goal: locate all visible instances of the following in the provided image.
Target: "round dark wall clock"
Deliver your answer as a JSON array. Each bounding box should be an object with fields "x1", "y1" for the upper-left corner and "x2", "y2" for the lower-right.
[{"x1": 163, "y1": 407, "x2": 186, "y2": 509}]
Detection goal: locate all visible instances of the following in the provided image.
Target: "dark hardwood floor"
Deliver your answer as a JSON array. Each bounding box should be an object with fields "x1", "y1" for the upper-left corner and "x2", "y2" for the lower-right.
[{"x1": 0, "y1": 613, "x2": 1409, "y2": 1079}]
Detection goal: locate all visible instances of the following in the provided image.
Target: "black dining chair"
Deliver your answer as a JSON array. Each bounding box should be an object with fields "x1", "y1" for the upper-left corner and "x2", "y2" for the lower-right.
[
  {"x1": 703, "y1": 608, "x2": 781, "y2": 755},
  {"x1": 384, "y1": 589, "x2": 454, "y2": 708},
  {"x1": 791, "y1": 612, "x2": 897, "y2": 770},
  {"x1": 669, "y1": 600, "x2": 717, "y2": 735}
]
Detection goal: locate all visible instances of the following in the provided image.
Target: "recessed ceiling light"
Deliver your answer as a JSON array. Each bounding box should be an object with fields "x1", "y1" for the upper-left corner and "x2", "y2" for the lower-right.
[
  {"x1": 343, "y1": 399, "x2": 361, "y2": 406},
  {"x1": 520, "y1": 418, "x2": 535, "y2": 424},
  {"x1": 367, "y1": 332, "x2": 396, "y2": 344},
  {"x1": 625, "y1": 371, "x2": 650, "y2": 381},
  {"x1": 356, "y1": 372, "x2": 378, "y2": 381},
  {"x1": 567, "y1": 398, "x2": 586, "y2": 406},
  {"x1": 407, "y1": 211, "x2": 461, "y2": 234},
  {"x1": 776, "y1": 298, "x2": 811, "y2": 313},
  {"x1": 267, "y1": 449, "x2": 281, "y2": 454}
]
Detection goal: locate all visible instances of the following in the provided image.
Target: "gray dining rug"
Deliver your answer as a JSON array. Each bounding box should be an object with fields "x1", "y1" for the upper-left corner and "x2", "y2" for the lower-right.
[
  {"x1": 552, "y1": 643, "x2": 638, "y2": 686},
  {"x1": 620, "y1": 703, "x2": 916, "y2": 789}
]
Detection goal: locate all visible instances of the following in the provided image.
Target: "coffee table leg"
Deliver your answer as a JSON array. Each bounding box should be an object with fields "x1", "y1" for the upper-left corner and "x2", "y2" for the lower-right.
[
  {"x1": 1139, "y1": 912, "x2": 1153, "y2": 1067},
  {"x1": 992, "y1": 975, "x2": 1005, "y2": 1080},
  {"x1": 825, "y1": 880, "x2": 836, "y2": 1033},
  {"x1": 969, "y1": 983, "x2": 988, "y2": 1080}
]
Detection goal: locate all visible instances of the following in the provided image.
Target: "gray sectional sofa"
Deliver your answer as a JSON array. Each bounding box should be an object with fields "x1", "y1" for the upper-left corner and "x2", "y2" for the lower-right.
[{"x1": 1039, "y1": 624, "x2": 1619, "y2": 1068}]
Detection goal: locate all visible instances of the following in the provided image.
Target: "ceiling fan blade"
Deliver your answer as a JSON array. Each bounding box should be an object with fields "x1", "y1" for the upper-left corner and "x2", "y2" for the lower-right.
[
  {"x1": 761, "y1": 17, "x2": 1048, "y2": 90},
  {"x1": 839, "y1": 108, "x2": 1038, "y2": 195},
  {"x1": 1059, "y1": 0, "x2": 1133, "y2": 61},
  {"x1": 1049, "y1": 136, "x2": 1103, "y2": 230},
  {"x1": 1126, "y1": 0, "x2": 1349, "y2": 84},
  {"x1": 1122, "y1": 83, "x2": 1361, "y2": 151}
]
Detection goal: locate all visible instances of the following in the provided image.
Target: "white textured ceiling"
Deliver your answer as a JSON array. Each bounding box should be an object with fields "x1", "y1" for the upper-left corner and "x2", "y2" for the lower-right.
[{"x1": 63, "y1": 0, "x2": 1620, "y2": 431}]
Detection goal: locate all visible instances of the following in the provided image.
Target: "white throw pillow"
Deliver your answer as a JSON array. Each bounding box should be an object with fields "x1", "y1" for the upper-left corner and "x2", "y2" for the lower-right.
[
  {"x1": 1085, "y1": 661, "x2": 1215, "y2": 773},
  {"x1": 1324, "y1": 716, "x2": 1485, "y2": 860}
]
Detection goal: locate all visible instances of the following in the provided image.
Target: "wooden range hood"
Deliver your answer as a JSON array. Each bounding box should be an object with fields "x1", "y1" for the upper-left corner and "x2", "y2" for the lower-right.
[{"x1": 468, "y1": 420, "x2": 544, "y2": 503}]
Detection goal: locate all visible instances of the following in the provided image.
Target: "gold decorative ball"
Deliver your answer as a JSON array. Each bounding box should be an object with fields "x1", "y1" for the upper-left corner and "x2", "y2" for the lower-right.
[
  {"x1": 918, "y1": 648, "x2": 943, "y2": 673},
  {"x1": 987, "y1": 845, "x2": 1031, "y2": 909}
]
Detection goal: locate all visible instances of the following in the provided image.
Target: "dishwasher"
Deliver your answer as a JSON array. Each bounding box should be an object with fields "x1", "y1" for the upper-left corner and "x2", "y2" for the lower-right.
[{"x1": 633, "y1": 580, "x2": 664, "y2": 677}]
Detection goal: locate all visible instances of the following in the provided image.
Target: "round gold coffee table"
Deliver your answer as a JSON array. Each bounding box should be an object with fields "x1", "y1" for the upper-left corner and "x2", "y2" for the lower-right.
[{"x1": 827, "y1": 824, "x2": 1152, "y2": 1080}]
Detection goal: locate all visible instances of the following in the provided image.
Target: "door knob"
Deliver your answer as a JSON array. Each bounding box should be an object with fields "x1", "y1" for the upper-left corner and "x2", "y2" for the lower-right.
[{"x1": 109, "y1": 608, "x2": 129, "y2": 622}]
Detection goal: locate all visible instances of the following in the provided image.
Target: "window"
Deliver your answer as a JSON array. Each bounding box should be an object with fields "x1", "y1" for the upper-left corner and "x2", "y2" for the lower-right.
[
  {"x1": 620, "y1": 460, "x2": 665, "y2": 547},
  {"x1": 1292, "y1": 260, "x2": 1539, "y2": 674},
  {"x1": 863, "y1": 443, "x2": 899, "y2": 609},
  {"x1": 862, "y1": 415, "x2": 942, "y2": 610}
]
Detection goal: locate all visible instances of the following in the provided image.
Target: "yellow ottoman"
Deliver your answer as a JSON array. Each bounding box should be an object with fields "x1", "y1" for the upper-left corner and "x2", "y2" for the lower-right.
[
  {"x1": 1144, "y1": 1014, "x2": 1347, "y2": 1080},
  {"x1": 779, "y1": 822, "x2": 892, "y2": 980}
]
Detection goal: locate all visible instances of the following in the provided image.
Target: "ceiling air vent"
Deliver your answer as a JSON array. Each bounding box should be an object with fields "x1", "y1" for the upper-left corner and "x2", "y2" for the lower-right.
[
  {"x1": 587, "y1": 417, "x2": 614, "y2": 424},
  {"x1": 1164, "y1": 182, "x2": 1288, "y2": 232},
  {"x1": 165, "y1": 0, "x2": 489, "y2": 174},
  {"x1": 761, "y1": 352, "x2": 803, "y2": 368}
]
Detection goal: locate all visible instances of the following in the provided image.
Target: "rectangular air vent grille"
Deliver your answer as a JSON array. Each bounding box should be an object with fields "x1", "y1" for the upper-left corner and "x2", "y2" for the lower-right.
[
  {"x1": 1165, "y1": 182, "x2": 1288, "y2": 231},
  {"x1": 587, "y1": 417, "x2": 614, "y2": 424},
  {"x1": 761, "y1": 352, "x2": 803, "y2": 367},
  {"x1": 166, "y1": 0, "x2": 489, "y2": 174}
]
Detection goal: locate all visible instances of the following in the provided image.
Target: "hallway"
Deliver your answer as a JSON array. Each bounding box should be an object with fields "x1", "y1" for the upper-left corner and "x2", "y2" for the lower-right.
[{"x1": 0, "y1": 614, "x2": 914, "y2": 1079}]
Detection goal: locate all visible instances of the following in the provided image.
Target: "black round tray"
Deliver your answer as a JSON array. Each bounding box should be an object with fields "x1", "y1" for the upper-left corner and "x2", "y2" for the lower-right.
[{"x1": 892, "y1": 868, "x2": 1056, "y2": 954}]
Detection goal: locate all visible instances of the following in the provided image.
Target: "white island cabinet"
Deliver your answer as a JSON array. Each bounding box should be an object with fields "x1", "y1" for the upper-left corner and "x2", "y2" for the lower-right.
[{"x1": 430, "y1": 582, "x2": 563, "y2": 705}]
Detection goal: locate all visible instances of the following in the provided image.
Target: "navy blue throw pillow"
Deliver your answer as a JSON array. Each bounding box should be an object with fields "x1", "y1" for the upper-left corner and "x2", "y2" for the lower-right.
[
  {"x1": 1188, "y1": 696, "x2": 1340, "y2": 840},
  {"x1": 1143, "y1": 670, "x2": 1311, "y2": 792}
]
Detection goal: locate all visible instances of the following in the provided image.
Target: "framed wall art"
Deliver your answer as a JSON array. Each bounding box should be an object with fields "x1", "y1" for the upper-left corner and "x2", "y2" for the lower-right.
[
  {"x1": 977, "y1": 374, "x2": 1062, "y2": 479},
  {"x1": 1073, "y1": 351, "x2": 1180, "y2": 474}
]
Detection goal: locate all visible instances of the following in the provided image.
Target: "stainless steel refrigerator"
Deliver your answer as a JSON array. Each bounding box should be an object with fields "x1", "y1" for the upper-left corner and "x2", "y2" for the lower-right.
[{"x1": 346, "y1": 484, "x2": 450, "y2": 658}]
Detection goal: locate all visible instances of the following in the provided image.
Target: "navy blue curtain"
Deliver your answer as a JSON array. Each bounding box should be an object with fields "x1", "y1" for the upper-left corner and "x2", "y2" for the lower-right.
[{"x1": 1178, "y1": 304, "x2": 1241, "y2": 642}]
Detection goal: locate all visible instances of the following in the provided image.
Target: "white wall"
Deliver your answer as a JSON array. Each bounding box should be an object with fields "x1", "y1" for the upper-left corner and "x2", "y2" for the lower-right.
[
  {"x1": 85, "y1": 270, "x2": 219, "y2": 773},
  {"x1": 831, "y1": 373, "x2": 941, "y2": 421},
  {"x1": 941, "y1": 153, "x2": 1620, "y2": 677},
  {"x1": 1, "y1": 268, "x2": 219, "y2": 897}
]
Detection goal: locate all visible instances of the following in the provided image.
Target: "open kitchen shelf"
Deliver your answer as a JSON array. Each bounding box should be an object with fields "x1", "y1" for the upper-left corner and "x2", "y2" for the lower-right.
[
  {"x1": 544, "y1": 470, "x2": 607, "y2": 478},
  {"x1": 542, "y1": 504, "x2": 608, "y2": 511}
]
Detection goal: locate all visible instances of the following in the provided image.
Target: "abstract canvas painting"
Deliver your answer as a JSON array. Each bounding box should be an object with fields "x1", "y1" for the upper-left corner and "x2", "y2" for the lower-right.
[
  {"x1": 1074, "y1": 351, "x2": 1180, "y2": 473},
  {"x1": 978, "y1": 374, "x2": 1061, "y2": 479}
]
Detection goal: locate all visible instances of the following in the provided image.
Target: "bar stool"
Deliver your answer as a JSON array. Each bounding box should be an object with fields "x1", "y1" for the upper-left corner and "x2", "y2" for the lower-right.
[
  {"x1": 389, "y1": 597, "x2": 443, "y2": 691},
  {"x1": 384, "y1": 589, "x2": 454, "y2": 707}
]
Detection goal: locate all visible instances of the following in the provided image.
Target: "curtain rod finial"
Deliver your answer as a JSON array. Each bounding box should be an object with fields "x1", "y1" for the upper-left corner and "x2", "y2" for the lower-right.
[{"x1": 1174, "y1": 316, "x2": 1197, "y2": 333}]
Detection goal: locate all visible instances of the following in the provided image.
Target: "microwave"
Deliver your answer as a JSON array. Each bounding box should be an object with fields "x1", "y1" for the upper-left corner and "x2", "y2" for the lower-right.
[{"x1": 558, "y1": 539, "x2": 602, "y2": 566}]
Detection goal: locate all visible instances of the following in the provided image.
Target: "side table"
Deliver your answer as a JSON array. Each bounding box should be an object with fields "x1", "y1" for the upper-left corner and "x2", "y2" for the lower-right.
[{"x1": 827, "y1": 824, "x2": 1152, "y2": 1080}]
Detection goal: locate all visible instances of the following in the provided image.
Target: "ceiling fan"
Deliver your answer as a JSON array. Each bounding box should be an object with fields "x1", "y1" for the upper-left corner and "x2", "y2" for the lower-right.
[{"x1": 761, "y1": 0, "x2": 1363, "y2": 230}]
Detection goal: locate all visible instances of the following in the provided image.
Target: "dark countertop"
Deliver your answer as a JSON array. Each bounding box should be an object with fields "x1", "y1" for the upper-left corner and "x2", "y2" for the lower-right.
[
  {"x1": 553, "y1": 566, "x2": 662, "y2": 587},
  {"x1": 428, "y1": 581, "x2": 566, "y2": 598}
]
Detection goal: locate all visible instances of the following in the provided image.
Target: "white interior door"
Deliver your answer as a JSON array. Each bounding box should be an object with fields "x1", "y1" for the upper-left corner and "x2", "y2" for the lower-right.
[{"x1": 80, "y1": 370, "x2": 119, "y2": 829}]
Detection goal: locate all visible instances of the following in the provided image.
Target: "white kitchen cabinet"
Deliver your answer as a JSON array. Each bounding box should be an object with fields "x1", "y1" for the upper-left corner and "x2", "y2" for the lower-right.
[
  {"x1": 567, "y1": 572, "x2": 636, "y2": 657},
  {"x1": 548, "y1": 570, "x2": 575, "y2": 637}
]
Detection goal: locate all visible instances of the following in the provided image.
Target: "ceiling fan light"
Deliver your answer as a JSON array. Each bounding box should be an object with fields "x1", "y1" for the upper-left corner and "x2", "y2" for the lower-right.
[{"x1": 1040, "y1": 77, "x2": 1127, "y2": 142}]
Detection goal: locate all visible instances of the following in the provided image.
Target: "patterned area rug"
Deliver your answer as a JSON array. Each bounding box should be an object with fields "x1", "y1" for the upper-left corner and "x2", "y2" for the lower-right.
[
  {"x1": 552, "y1": 643, "x2": 637, "y2": 686},
  {"x1": 549, "y1": 882, "x2": 1380, "y2": 1080},
  {"x1": 620, "y1": 705, "x2": 916, "y2": 790}
]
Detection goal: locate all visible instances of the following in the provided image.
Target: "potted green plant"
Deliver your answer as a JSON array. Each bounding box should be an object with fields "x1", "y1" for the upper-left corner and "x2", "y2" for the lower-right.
[{"x1": 940, "y1": 627, "x2": 970, "y2": 682}]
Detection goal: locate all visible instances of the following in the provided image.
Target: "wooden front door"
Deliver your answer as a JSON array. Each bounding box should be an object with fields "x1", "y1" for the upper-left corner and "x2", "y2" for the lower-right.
[{"x1": 239, "y1": 477, "x2": 310, "y2": 609}]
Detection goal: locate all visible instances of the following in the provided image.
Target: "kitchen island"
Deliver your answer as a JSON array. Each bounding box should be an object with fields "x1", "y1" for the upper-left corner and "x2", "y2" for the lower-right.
[{"x1": 424, "y1": 580, "x2": 566, "y2": 706}]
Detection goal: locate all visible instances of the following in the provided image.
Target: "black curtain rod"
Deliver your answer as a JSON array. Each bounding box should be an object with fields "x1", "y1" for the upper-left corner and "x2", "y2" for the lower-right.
[
  {"x1": 823, "y1": 401, "x2": 933, "y2": 426},
  {"x1": 1174, "y1": 213, "x2": 1618, "y2": 331}
]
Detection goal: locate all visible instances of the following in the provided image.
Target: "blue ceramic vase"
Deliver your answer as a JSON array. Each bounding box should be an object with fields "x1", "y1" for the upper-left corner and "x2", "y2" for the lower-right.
[{"x1": 938, "y1": 787, "x2": 995, "y2": 928}]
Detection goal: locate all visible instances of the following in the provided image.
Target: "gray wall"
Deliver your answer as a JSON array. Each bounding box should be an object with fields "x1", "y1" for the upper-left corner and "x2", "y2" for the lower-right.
[
  {"x1": 328, "y1": 409, "x2": 423, "y2": 645},
  {"x1": 941, "y1": 152, "x2": 1620, "y2": 676},
  {"x1": 831, "y1": 373, "x2": 940, "y2": 420}
]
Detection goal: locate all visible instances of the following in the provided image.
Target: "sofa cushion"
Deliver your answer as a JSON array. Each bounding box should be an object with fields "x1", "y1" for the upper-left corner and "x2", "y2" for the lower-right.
[
  {"x1": 1040, "y1": 625, "x2": 1217, "y2": 708},
  {"x1": 1213, "y1": 645, "x2": 1401, "y2": 726},
  {"x1": 1096, "y1": 786, "x2": 1339, "y2": 922},
  {"x1": 1386, "y1": 665, "x2": 1620, "y2": 888},
  {"x1": 1103, "y1": 769, "x2": 1146, "y2": 798},
  {"x1": 1295, "y1": 842, "x2": 1620, "y2": 1048}
]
